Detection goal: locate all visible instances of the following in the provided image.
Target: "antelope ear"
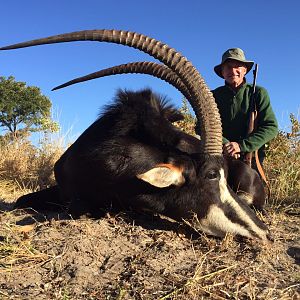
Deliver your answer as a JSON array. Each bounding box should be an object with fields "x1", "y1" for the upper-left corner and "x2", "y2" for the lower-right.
[{"x1": 137, "y1": 163, "x2": 185, "y2": 188}]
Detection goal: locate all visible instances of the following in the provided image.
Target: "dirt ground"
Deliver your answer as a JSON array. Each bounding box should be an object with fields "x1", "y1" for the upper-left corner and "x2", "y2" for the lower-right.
[{"x1": 0, "y1": 199, "x2": 299, "y2": 300}]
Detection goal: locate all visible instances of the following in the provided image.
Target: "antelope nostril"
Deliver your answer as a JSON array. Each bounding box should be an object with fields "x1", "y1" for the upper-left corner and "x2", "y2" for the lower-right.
[{"x1": 206, "y1": 170, "x2": 219, "y2": 180}]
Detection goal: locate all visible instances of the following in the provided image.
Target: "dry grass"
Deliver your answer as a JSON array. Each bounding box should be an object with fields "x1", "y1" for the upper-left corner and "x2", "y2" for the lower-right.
[
  {"x1": 264, "y1": 115, "x2": 300, "y2": 208},
  {"x1": 0, "y1": 213, "x2": 50, "y2": 273},
  {"x1": 0, "y1": 134, "x2": 64, "y2": 201}
]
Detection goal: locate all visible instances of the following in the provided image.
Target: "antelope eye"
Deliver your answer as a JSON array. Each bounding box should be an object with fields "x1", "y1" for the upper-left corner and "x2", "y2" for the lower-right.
[{"x1": 205, "y1": 169, "x2": 220, "y2": 180}]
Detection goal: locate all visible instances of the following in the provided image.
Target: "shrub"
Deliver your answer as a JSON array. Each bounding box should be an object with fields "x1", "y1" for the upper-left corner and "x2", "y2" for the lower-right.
[
  {"x1": 264, "y1": 114, "x2": 300, "y2": 206},
  {"x1": 0, "y1": 134, "x2": 64, "y2": 200}
]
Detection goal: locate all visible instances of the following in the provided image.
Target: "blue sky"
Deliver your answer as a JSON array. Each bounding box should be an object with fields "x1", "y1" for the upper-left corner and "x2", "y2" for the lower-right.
[{"x1": 0, "y1": 1, "x2": 299, "y2": 142}]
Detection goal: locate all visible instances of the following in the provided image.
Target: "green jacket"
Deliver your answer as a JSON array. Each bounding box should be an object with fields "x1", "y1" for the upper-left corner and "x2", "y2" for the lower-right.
[{"x1": 212, "y1": 82, "x2": 278, "y2": 153}]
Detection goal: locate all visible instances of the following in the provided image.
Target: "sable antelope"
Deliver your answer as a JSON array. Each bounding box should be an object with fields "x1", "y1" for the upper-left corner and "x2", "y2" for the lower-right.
[
  {"x1": 52, "y1": 61, "x2": 266, "y2": 210},
  {"x1": 0, "y1": 29, "x2": 269, "y2": 240}
]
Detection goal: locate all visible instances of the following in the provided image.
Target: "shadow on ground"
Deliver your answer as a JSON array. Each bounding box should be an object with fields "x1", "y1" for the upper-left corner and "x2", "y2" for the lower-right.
[{"x1": 0, "y1": 198, "x2": 201, "y2": 241}]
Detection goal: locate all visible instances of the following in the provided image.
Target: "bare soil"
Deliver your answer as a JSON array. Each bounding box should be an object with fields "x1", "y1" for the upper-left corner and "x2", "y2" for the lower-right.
[{"x1": 0, "y1": 199, "x2": 299, "y2": 300}]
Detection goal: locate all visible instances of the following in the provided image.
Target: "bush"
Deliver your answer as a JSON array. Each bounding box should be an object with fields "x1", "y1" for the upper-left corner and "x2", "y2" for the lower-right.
[
  {"x1": 264, "y1": 114, "x2": 300, "y2": 206},
  {"x1": 0, "y1": 134, "x2": 64, "y2": 200}
]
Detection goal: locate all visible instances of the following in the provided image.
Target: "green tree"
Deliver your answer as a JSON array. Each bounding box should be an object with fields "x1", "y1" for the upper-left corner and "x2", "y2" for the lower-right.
[{"x1": 0, "y1": 76, "x2": 58, "y2": 140}]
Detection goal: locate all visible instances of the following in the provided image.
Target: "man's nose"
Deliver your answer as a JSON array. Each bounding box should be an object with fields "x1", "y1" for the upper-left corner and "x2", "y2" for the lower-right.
[
  {"x1": 228, "y1": 68, "x2": 236, "y2": 75},
  {"x1": 230, "y1": 67, "x2": 239, "y2": 74}
]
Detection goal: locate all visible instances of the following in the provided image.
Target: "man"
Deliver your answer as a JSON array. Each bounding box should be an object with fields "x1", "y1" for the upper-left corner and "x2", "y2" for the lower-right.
[{"x1": 212, "y1": 48, "x2": 278, "y2": 168}]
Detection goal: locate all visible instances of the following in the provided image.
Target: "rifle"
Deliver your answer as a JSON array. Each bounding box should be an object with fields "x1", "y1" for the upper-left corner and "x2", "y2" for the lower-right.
[
  {"x1": 244, "y1": 63, "x2": 258, "y2": 167},
  {"x1": 244, "y1": 64, "x2": 270, "y2": 197}
]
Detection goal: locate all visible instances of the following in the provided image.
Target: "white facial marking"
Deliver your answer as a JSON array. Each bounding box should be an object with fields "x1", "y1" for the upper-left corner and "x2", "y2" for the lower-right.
[
  {"x1": 198, "y1": 204, "x2": 252, "y2": 238},
  {"x1": 212, "y1": 168, "x2": 268, "y2": 240},
  {"x1": 237, "y1": 191, "x2": 254, "y2": 205}
]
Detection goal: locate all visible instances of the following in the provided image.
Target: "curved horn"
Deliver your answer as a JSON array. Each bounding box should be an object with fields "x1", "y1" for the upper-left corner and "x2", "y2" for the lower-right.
[
  {"x1": 0, "y1": 30, "x2": 222, "y2": 154},
  {"x1": 52, "y1": 61, "x2": 192, "y2": 100}
]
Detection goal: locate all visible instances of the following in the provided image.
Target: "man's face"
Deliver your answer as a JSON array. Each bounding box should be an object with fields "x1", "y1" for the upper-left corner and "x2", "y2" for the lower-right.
[{"x1": 221, "y1": 59, "x2": 247, "y2": 88}]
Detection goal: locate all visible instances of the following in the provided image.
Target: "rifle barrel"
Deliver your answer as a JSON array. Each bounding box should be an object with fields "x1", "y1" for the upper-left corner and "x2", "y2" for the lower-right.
[{"x1": 252, "y1": 64, "x2": 258, "y2": 94}]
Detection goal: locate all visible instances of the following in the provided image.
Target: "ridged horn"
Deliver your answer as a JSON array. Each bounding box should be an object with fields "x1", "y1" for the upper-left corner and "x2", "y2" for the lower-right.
[
  {"x1": 52, "y1": 62, "x2": 191, "y2": 100},
  {"x1": 0, "y1": 29, "x2": 222, "y2": 154}
]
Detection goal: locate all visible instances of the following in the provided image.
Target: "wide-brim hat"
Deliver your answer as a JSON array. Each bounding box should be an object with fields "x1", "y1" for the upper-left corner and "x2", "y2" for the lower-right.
[{"x1": 214, "y1": 48, "x2": 254, "y2": 78}]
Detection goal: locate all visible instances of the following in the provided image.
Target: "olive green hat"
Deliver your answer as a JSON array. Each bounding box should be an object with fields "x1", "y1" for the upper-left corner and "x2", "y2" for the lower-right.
[{"x1": 214, "y1": 48, "x2": 254, "y2": 78}]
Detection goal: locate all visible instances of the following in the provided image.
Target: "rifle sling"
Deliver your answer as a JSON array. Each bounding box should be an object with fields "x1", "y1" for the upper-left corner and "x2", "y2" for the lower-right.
[{"x1": 254, "y1": 149, "x2": 271, "y2": 199}]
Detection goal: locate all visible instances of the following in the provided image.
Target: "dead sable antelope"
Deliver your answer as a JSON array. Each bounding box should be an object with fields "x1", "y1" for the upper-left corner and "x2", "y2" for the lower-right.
[
  {"x1": 52, "y1": 61, "x2": 266, "y2": 211},
  {"x1": 1, "y1": 29, "x2": 269, "y2": 241}
]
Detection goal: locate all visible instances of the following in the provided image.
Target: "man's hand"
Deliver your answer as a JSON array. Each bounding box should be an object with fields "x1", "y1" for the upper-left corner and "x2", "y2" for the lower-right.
[{"x1": 223, "y1": 142, "x2": 241, "y2": 159}]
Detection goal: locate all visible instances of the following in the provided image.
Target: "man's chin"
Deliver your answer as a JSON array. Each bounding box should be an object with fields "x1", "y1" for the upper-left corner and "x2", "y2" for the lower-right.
[{"x1": 226, "y1": 79, "x2": 242, "y2": 88}]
